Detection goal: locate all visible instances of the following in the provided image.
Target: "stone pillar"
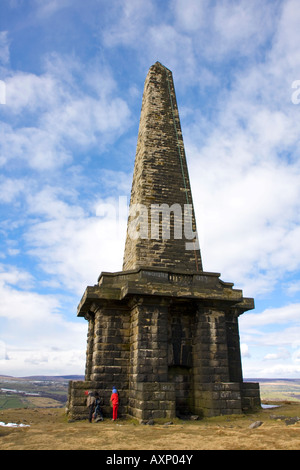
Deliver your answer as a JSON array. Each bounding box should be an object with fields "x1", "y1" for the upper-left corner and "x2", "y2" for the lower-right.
[
  {"x1": 167, "y1": 303, "x2": 194, "y2": 415},
  {"x1": 193, "y1": 307, "x2": 239, "y2": 416},
  {"x1": 128, "y1": 296, "x2": 176, "y2": 420},
  {"x1": 84, "y1": 312, "x2": 95, "y2": 381},
  {"x1": 89, "y1": 302, "x2": 130, "y2": 416},
  {"x1": 193, "y1": 307, "x2": 230, "y2": 385},
  {"x1": 241, "y1": 382, "x2": 261, "y2": 411},
  {"x1": 225, "y1": 309, "x2": 243, "y2": 383}
]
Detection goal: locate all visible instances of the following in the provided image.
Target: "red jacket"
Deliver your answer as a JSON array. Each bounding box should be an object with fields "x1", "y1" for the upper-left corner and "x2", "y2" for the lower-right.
[{"x1": 111, "y1": 392, "x2": 119, "y2": 406}]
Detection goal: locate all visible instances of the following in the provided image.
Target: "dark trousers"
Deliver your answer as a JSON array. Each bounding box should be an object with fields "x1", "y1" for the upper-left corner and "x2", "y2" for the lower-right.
[
  {"x1": 94, "y1": 406, "x2": 103, "y2": 420},
  {"x1": 88, "y1": 405, "x2": 94, "y2": 423}
]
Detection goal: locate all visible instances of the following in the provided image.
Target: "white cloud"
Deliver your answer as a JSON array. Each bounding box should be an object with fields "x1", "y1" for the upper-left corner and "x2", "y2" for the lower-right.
[
  {"x1": 148, "y1": 24, "x2": 196, "y2": 72},
  {"x1": 263, "y1": 348, "x2": 291, "y2": 361},
  {"x1": 5, "y1": 71, "x2": 58, "y2": 113},
  {"x1": 34, "y1": 0, "x2": 72, "y2": 18},
  {"x1": 0, "y1": 31, "x2": 10, "y2": 66},
  {"x1": 293, "y1": 349, "x2": 300, "y2": 362},
  {"x1": 0, "y1": 265, "x2": 87, "y2": 376},
  {"x1": 26, "y1": 185, "x2": 84, "y2": 220},
  {"x1": 241, "y1": 343, "x2": 251, "y2": 358},
  {"x1": 285, "y1": 280, "x2": 300, "y2": 296},
  {"x1": 259, "y1": 327, "x2": 300, "y2": 349},
  {"x1": 0, "y1": 341, "x2": 8, "y2": 360},
  {"x1": 271, "y1": 0, "x2": 300, "y2": 70},
  {"x1": 0, "y1": 275, "x2": 60, "y2": 326},
  {"x1": 101, "y1": 1, "x2": 200, "y2": 79},
  {"x1": 239, "y1": 302, "x2": 300, "y2": 379},
  {"x1": 0, "y1": 124, "x2": 72, "y2": 170},
  {"x1": 211, "y1": 0, "x2": 276, "y2": 59},
  {"x1": 102, "y1": 0, "x2": 276, "y2": 81},
  {"x1": 183, "y1": 2, "x2": 300, "y2": 299},
  {"x1": 240, "y1": 303, "x2": 300, "y2": 329},
  {"x1": 1, "y1": 54, "x2": 131, "y2": 171},
  {"x1": 173, "y1": 0, "x2": 207, "y2": 32},
  {"x1": 258, "y1": 363, "x2": 300, "y2": 378},
  {"x1": 0, "y1": 265, "x2": 34, "y2": 290},
  {"x1": 24, "y1": 190, "x2": 127, "y2": 295},
  {"x1": 0, "y1": 346, "x2": 86, "y2": 377},
  {"x1": 0, "y1": 177, "x2": 26, "y2": 203},
  {"x1": 191, "y1": 150, "x2": 300, "y2": 295},
  {"x1": 102, "y1": 0, "x2": 156, "y2": 48}
]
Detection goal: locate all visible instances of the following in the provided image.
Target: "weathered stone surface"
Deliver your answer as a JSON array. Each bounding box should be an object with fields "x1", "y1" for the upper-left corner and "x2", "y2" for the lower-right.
[
  {"x1": 123, "y1": 62, "x2": 202, "y2": 273},
  {"x1": 67, "y1": 62, "x2": 261, "y2": 421}
]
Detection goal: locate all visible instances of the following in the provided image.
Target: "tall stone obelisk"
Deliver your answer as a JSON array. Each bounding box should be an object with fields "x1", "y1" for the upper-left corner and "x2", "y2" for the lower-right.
[
  {"x1": 123, "y1": 62, "x2": 202, "y2": 272},
  {"x1": 67, "y1": 62, "x2": 261, "y2": 421}
]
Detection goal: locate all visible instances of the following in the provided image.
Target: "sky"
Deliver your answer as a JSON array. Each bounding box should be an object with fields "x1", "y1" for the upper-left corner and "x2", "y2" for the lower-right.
[{"x1": 0, "y1": 0, "x2": 300, "y2": 379}]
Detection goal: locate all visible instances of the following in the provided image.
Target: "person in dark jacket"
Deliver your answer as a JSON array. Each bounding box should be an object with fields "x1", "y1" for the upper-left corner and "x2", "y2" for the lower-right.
[
  {"x1": 86, "y1": 391, "x2": 96, "y2": 423},
  {"x1": 93, "y1": 392, "x2": 104, "y2": 422}
]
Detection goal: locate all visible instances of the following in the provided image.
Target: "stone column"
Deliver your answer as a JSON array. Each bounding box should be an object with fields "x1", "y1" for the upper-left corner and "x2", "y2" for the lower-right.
[
  {"x1": 193, "y1": 306, "x2": 232, "y2": 416},
  {"x1": 90, "y1": 302, "x2": 130, "y2": 416},
  {"x1": 167, "y1": 303, "x2": 194, "y2": 415},
  {"x1": 193, "y1": 307, "x2": 230, "y2": 384},
  {"x1": 128, "y1": 296, "x2": 175, "y2": 420},
  {"x1": 225, "y1": 309, "x2": 243, "y2": 383},
  {"x1": 84, "y1": 312, "x2": 95, "y2": 381}
]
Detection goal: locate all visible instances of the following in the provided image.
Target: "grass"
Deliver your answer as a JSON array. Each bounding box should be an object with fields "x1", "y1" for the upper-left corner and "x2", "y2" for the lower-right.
[
  {"x1": 0, "y1": 394, "x2": 63, "y2": 410},
  {"x1": 0, "y1": 396, "x2": 25, "y2": 410},
  {"x1": 0, "y1": 402, "x2": 299, "y2": 450},
  {"x1": 259, "y1": 381, "x2": 300, "y2": 402}
]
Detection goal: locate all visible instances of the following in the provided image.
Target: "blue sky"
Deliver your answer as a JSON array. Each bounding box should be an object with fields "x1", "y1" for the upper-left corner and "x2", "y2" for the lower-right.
[{"x1": 0, "y1": 0, "x2": 300, "y2": 378}]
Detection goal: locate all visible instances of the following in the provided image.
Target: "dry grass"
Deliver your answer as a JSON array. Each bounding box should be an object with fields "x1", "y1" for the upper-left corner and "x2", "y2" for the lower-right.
[
  {"x1": 0, "y1": 403, "x2": 300, "y2": 450},
  {"x1": 24, "y1": 397, "x2": 64, "y2": 408}
]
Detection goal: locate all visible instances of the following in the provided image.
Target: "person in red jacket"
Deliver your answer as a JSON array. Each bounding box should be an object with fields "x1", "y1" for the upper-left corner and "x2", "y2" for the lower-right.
[{"x1": 110, "y1": 387, "x2": 119, "y2": 421}]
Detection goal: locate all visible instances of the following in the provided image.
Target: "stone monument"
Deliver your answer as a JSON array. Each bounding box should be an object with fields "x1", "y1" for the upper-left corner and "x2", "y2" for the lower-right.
[{"x1": 67, "y1": 62, "x2": 261, "y2": 420}]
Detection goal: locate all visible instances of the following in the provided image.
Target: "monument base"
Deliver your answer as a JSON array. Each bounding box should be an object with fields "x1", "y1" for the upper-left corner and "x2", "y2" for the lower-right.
[
  {"x1": 67, "y1": 379, "x2": 260, "y2": 421},
  {"x1": 66, "y1": 267, "x2": 260, "y2": 421}
]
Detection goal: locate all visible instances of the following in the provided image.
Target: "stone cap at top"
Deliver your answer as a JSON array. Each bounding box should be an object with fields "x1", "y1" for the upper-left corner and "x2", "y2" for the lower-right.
[{"x1": 122, "y1": 62, "x2": 203, "y2": 273}]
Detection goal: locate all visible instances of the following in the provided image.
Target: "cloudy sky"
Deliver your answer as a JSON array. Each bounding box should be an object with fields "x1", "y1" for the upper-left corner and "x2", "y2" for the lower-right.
[{"x1": 0, "y1": 0, "x2": 300, "y2": 378}]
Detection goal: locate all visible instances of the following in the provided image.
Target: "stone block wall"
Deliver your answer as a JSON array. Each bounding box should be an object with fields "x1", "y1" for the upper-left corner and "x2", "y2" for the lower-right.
[
  {"x1": 128, "y1": 382, "x2": 176, "y2": 421},
  {"x1": 68, "y1": 296, "x2": 261, "y2": 420},
  {"x1": 67, "y1": 380, "x2": 94, "y2": 420},
  {"x1": 192, "y1": 308, "x2": 231, "y2": 386},
  {"x1": 67, "y1": 379, "x2": 260, "y2": 420},
  {"x1": 128, "y1": 297, "x2": 175, "y2": 420},
  {"x1": 241, "y1": 382, "x2": 261, "y2": 412},
  {"x1": 67, "y1": 303, "x2": 131, "y2": 420},
  {"x1": 194, "y1": 383, "x2": 242, "y2": 417},
  {"x1": 90, "y1": 304, "x2": 130, "y2": 389}
]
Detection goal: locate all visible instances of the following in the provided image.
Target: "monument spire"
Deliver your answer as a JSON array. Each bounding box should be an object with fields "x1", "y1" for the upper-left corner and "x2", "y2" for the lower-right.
[{"x1": 123, "y1": 61, "x2": 202, "y2": 272}]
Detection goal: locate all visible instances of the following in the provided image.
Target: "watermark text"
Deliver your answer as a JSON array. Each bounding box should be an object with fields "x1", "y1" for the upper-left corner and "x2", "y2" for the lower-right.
[
  {"x1": 291, "y1": 80, "x2": 300, "y2": 104},
  {"x1": 96, "y1": 197, "x2": 200, "y2": 251}
]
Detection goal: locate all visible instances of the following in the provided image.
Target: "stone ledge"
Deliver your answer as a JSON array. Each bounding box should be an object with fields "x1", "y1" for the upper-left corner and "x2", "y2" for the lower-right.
[{"x1": 77, "y1": 268, "x2": 254, "y2": 317}]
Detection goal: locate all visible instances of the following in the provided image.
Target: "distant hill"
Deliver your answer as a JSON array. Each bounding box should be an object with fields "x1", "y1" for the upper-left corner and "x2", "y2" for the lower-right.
[
  {"x1": 1, "y1": 375, "x2": 299, "y2": 383},
  {"x1": 245, "y1": 378, "x2": 300, "y2": 382},
  {"x1": 0, "y1": 375, "x2": 87, "y2": 410},
  {"x1": 18, "y1": 375, "x2": 85, "y2": 381},
  {"x1": 0, "y1": 375, "x2": 85, "y2": 383}
]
